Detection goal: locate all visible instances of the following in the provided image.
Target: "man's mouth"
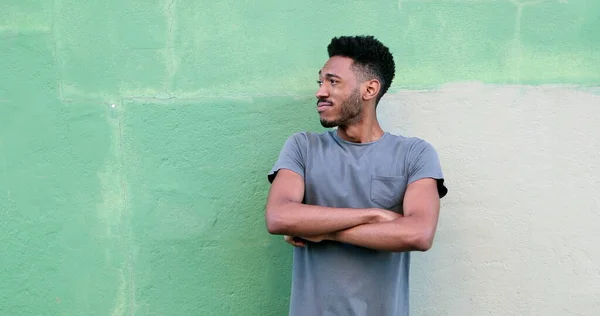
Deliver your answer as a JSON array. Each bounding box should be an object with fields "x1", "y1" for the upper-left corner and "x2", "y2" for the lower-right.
[
  {"x1": 317, "y1": 101, "x2": 332, "y2": 113},
  {"x1": 317, "y1": 101, "x2": 333, "y2": 107}
]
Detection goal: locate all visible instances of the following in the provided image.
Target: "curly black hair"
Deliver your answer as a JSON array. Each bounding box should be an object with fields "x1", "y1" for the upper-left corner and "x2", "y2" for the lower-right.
[{"x1": 327, "y1": 35, "x2": 395, "y2": 104}]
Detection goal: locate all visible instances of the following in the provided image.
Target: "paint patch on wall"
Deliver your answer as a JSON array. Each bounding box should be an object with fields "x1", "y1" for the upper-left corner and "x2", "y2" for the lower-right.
[
  {"x1": 0, "y1": 0, "x2": 53, "y2": 35},
  {"x1": 50, "y1": 0, "x2": 600, "y2": 101},
  {"x1": 377, "y1": 83, "x2": 600, "y2": 315}
]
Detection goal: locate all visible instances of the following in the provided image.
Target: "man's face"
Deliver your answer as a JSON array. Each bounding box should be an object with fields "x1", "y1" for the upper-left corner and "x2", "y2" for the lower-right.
[{"x1": 316, "y1": 56, "x2": 363, "y2": 128}]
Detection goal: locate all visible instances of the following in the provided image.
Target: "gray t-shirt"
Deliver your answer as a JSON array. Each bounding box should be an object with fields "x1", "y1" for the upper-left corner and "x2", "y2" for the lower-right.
[{"x1": 268, "y1": 130, "x2": 447, "y2": 316}]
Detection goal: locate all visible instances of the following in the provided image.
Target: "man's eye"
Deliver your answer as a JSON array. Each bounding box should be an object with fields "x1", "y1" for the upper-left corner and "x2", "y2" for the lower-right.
[
  {"x1": 317, "y1": 80, "x2": 323, "y2": 86},
  {"x1": 330, "y1": 79, "x2": 337, "y2": 84}
]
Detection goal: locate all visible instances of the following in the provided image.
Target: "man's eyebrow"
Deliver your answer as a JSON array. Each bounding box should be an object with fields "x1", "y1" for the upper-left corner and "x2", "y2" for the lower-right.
[{"x1": 318, "y1": 70, "x2": 342, "y2": 79}]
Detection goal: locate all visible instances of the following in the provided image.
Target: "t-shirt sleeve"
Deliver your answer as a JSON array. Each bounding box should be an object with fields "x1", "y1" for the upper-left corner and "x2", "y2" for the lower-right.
[
  {"x1": 407, "y1": 139, "x2": 448, "y2": 198},
  {"x1": 267, "y1": 133, "x2": 306, "y2": 183}
]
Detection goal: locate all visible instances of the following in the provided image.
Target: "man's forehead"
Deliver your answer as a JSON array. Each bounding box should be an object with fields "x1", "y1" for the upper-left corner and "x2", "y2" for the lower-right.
[{"x1": 319, "y1": 56, "x2": 354, "y2": 76}]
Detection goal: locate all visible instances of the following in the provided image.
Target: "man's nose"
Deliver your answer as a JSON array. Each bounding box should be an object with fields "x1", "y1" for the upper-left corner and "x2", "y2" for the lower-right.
[{"x1": 316, "y1": 85, "x2": 329, "y2": 99}]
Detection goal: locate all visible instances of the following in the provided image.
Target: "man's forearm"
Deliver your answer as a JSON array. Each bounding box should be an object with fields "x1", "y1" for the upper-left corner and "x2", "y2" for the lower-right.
[
  {"x1": 328, "y1": 216, "x2": 435, "y2": 252},
  {"x1": 266, "y1": 201, "x2": 381, "y2": 236}
]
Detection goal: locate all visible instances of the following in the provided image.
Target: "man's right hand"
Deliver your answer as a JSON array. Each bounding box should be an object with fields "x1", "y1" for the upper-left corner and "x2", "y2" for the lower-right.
[{"x1": 371, "y1": 208, "x2": 403, "y2": 223}]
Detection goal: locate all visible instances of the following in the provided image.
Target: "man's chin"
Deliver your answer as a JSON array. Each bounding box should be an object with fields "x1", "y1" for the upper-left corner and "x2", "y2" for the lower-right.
[{"x1": 320, "y1": 119, "x2": 339, "y2": 128}]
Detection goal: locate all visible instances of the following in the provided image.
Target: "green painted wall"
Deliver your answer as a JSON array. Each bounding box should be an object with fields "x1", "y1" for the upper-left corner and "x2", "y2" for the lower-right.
[{"x1": 1, "y1": 0, "x2": 598, "y2": 315}]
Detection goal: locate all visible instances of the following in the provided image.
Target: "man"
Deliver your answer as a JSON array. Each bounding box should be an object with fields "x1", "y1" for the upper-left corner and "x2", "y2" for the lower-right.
[{"x1": 265, "y1": 35, "x2": 448, "y2": 316}]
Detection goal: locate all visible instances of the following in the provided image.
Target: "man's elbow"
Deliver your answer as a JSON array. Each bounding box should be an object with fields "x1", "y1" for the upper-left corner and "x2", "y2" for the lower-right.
[
  {"x1": 265, "y1": 206, "x2": 290, "y2": 235},
  {"x1": 266, "y1": 216, "x2": 286, "y2": 235},
  {"x1": 412, "y1": 230, "x2": 435, "y2": 252}
]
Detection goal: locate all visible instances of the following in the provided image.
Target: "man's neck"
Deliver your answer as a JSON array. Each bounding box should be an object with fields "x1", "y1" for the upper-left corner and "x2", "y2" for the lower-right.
[{"x1": 337, "y1": 119, "x2": 384, "y2": 143}]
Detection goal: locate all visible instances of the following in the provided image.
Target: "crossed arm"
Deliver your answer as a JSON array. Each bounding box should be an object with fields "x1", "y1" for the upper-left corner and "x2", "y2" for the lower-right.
[{"x1": 265, "y1": 169, "x2": 441, "y2": 252}]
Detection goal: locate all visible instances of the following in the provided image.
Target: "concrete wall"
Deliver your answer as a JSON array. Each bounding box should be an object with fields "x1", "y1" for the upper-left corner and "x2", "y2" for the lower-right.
[{"x1": 1, "y1": 0, "x2": 598, "y2": 315}]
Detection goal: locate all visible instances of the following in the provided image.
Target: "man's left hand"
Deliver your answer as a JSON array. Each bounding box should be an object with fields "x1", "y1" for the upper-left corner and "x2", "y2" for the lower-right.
[
  {"x1": 284, "y1": 235, "x2": 306, "y2": 247},
  {"x1": 301, "y1": 234, "x2": 332, "y2": 243}
]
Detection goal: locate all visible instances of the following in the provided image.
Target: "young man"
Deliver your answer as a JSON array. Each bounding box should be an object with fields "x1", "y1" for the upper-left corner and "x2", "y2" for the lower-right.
[{"x1": 265, "y1": 35, "x2": 448, "y2": 316}]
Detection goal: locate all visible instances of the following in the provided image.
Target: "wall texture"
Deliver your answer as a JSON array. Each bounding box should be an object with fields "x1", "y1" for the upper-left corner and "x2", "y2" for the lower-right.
[{"x1": 1, "y1": 0, "x2": 599, "y2": 315}]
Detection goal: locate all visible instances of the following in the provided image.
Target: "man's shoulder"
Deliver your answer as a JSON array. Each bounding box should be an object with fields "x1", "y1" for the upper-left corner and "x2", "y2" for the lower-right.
[
  {"x1": 383, "y1": 132, "x2": 434, "y2": 151},
  {"x1": 285, "y1": 130, "x2": 334, "y2": 144},
  {"x1": 288, "y1": 130, "x2": 332, "y2": 138}
]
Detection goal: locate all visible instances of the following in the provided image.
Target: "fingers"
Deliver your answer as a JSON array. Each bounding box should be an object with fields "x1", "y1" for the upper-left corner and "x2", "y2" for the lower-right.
[
  {"x1": 284, "y1": 235, "x2": 305, "y2": 247},
  {"x1": 293, "y1": 237, "x2": 306, "y2": 246}
]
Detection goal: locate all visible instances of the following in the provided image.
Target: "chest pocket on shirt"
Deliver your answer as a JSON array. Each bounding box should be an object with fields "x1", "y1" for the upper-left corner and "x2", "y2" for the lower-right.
[{"x1": 370, "y1": 175, "x2": 407, "y2": 209}]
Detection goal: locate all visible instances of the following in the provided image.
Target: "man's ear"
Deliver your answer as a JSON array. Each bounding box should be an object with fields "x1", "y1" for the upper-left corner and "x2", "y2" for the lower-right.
[{"x1": 362, "y1": 79, "x2": 381, "y2": 102}]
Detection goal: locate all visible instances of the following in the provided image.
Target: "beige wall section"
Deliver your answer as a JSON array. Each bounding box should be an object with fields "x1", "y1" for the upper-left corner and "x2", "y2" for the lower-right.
[{"x1": 378, "y1": 83, "x2": 600, "y2": 315}]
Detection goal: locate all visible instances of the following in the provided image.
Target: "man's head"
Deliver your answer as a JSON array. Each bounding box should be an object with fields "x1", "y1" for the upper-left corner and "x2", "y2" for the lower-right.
[{"x1": 316, "y1": 35, "x2": 395, "y2": 128}]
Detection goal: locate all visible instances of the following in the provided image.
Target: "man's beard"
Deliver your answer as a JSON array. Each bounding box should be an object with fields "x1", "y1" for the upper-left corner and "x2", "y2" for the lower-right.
[{"x1": 320, "y1": 88, "x2": 363, "y2": 128}]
